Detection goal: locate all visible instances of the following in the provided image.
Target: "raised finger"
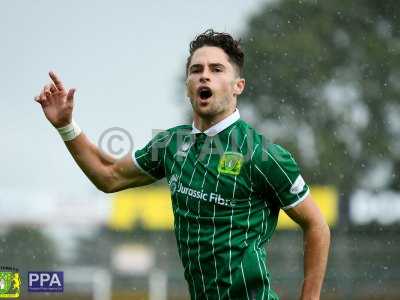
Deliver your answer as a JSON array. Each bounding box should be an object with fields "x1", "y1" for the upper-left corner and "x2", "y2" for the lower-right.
[{"x1": 49, "y1": 71, "x2": 65, "y2": 91}]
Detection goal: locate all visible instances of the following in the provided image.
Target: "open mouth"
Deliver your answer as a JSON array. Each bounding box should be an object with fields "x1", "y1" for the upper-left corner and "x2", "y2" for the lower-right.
[{"x1": 197, "y1": 86, "x2": 213, "y2": 100}]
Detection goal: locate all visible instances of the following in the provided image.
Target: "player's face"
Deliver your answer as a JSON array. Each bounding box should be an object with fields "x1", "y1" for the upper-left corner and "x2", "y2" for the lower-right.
[{"x1": 186, "y1": 46, "x2": 245, "y2": 121}]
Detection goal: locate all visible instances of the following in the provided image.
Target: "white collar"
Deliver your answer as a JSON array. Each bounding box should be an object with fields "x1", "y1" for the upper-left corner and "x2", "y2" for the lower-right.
[{"x1": 191, "y1": 109, "x2": 240, "y2": 136}]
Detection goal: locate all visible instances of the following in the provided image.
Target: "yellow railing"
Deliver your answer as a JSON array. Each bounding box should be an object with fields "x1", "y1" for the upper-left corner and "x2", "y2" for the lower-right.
[{"x1": 108, "y1": 185, "x2": 338, "y2": 231}]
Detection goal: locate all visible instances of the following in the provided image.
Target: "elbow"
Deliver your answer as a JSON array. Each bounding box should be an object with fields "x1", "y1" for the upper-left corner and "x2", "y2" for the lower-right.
[
  {"x1": 95, "y1": 183, "x2": 114, "y2": 194},
  {"x1": 98, "y1": 185, "x2": 114, "y2": 194},
  {"x1": 96, "y1": 178, "x2": 121, "y2": 194},
  {"x1": 302, "y1": 221, "x2": 331, "y2": 251},
  {"x1": 320, "y1": 220, "x2": 330, "y2": 236},
  {"x1": 94, "y1": 174, "x2": 117, "y2": 194},
  {"x1": 95, "y1": 167, "x2": 120, "y2": 193},
  {"x1": 303, "y1": 219, "x2": 331, "y2": 237},
  {"x1": 315, "y1": 221, "x2": 331, "y2": 243}
]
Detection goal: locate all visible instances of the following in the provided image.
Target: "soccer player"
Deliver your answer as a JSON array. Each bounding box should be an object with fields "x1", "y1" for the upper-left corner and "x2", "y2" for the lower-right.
[{"x1": 35, "y1": 29, "x2": 330, "y2": 300}]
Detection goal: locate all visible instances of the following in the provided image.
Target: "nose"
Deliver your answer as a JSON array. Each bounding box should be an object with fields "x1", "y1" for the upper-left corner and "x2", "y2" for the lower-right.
[
  {"x1": 199, "y1": 68, "x2": 211, "y2": 83},
  {"x1": 200, "y1": 76, "x2": 210, "y2": 84}
]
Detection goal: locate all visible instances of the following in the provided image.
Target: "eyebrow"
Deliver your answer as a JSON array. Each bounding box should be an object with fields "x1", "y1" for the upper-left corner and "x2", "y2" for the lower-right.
[{"x1": 189, "y1": 63, "x2": 225, "y2": 71}]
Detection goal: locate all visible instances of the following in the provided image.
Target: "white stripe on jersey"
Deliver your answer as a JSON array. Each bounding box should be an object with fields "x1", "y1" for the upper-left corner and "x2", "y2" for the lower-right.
[
  {"x1": 161, "y1": 131, "x2": 176, "y2": 170},
  {"x1": 212, "y1": 125, "x2": 237, "y2": 300},
  {"x1": 263, "y1": 149, "x2": 300, "y2": 202},
  {"x1": 254, "y1": 165, "x2": 285, "y2": 207},
  {"x1": 175, "y1": 136, "x2": 193, "y2": 260},
  {"x1": 245, "y1": 144, "x2": 259, "y2": 241},
  {"x1": 246, "y1": 144, "x2": 268, "y2": 298},
  {"x1": 254, "y1": 242, "x2": 265, "y2": 300},
  {"x1": 240, "y1": 261, "x2": 250, "y2": 300},
  {"x1": 197, "y1": 140, "x2": 214, "y2": 299},
  {"x1": 184, "y1": 155, "x2": 201, "y2": 299},
  {"x1": 227, "y1": 132, "x2": 248, "y2": 300},
  {"x1": 259, "y1": 205, "x2": 270, "y2": 299}
]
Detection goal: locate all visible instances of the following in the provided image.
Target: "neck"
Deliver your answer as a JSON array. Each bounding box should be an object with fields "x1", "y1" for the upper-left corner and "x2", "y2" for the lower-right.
[{"x1": 193, "y1": 108, "x2": 236, "y2": 132}]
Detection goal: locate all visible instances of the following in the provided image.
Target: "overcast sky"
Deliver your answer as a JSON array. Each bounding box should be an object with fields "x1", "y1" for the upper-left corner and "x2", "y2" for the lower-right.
[{"x1": 0, "y1": 0, "x2": 269, "y2": 193}]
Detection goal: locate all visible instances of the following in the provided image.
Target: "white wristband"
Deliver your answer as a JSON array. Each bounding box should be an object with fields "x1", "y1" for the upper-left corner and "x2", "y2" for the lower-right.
[{"x1": 57, "y1": 119, "x2": 82, "y2": 141}]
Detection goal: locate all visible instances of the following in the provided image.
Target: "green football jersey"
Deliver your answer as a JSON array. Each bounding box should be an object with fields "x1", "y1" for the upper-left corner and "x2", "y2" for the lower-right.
[{"x1": 133, "y1": 110, "x2": 309, "y2": 300}]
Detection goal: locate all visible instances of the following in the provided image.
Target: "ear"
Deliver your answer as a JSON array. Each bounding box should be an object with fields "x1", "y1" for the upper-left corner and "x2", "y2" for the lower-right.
[{"x1": 233, "y1": 78, "x2": 245, "y2": 96}]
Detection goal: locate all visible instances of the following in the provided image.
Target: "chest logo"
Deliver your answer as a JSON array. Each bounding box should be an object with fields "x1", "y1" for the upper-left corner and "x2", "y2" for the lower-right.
[{"x1": 218, "y1": 152, "x2": 244, "y2": 176}]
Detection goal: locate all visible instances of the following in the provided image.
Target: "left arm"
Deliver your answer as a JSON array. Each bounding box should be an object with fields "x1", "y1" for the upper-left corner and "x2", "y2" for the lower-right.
[{"x1": 285, "y1": 194, "x2": 330, "y2": 300}]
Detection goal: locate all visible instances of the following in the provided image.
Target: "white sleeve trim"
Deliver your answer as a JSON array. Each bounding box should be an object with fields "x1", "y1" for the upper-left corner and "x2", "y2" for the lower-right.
[
  {"x1": 131, "y1": 151, "x2": 158, "y2": 181},
  {"x1": 281, "y1": 187, "x2": 310, "y2": 211}
]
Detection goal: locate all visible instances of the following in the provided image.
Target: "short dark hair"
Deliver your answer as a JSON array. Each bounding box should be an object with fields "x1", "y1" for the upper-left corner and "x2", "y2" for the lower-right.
[{"x1": 186, "y1": 29, "x2": 244, "y2": 76}]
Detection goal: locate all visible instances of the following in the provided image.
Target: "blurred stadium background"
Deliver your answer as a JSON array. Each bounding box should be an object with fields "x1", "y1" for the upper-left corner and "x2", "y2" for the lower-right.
[{"x1": 1, "y1": 0, "x2": 399, "y2": 299}]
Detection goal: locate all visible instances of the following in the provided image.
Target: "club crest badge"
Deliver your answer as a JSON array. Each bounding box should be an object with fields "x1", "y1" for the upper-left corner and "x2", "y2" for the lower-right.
[
  {"x1": 218, "y1": 152, "x2": 244, "y2": 176},
  {"x1": 0, "y1": 266, "x2": 21, "y2": 298}
]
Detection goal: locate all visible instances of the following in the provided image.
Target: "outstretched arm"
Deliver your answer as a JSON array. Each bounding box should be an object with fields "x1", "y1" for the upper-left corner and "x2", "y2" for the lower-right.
[
  {"x1": 285, "y1": 195, "x2": 331, "y2": 300},
  {"x1": 35, "y1": 71, "x2": 155, "y2": 193}
]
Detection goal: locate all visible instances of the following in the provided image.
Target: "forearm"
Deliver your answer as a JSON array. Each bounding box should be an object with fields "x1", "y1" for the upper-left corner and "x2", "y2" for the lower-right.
[
  {"x1": 300, "y1": 223, "x2": 330, "y2": 300},
  {"x1": 35, "y1": 71, "x2": 155, "y2": 193},
  {"x1": 64, "y1": 132, "x2": 117, "y2": 192},
  {"x1": 35, "y1": 71, "x2": 139, "y2": 193}
]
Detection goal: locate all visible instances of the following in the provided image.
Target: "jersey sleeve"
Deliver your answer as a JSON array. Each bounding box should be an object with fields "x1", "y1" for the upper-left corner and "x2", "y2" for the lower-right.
[
  {"x1": 254, "y1": 143, "x2": 310, "y2": 210},
  {"x1": 132, "y1": 130, "x2": 171, "y2": 180}
]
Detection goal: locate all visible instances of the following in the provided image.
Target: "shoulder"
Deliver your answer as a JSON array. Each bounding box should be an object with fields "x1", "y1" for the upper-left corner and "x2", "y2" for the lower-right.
[
  {"x1": 151, "y1": 124, "x2": 192, "y2": 140},
  {"x1": 265, "y1": 143, "x2": 294, "y2": 161},
  {"x1": 235, "y1": 119, "x2": 293, "y2": 156},
  {"x1": 253, "y1": 143, "x2": 301, "y2": 188},
  {"x1": 252, "y1": 135, "x2": 295, "y2": 171},
  {"x1": 260, "y1": 141, "x2": 294, "y2": 160},
  {"x1": 166, "y1": 124, "x2": 192, "y2": 132}
]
